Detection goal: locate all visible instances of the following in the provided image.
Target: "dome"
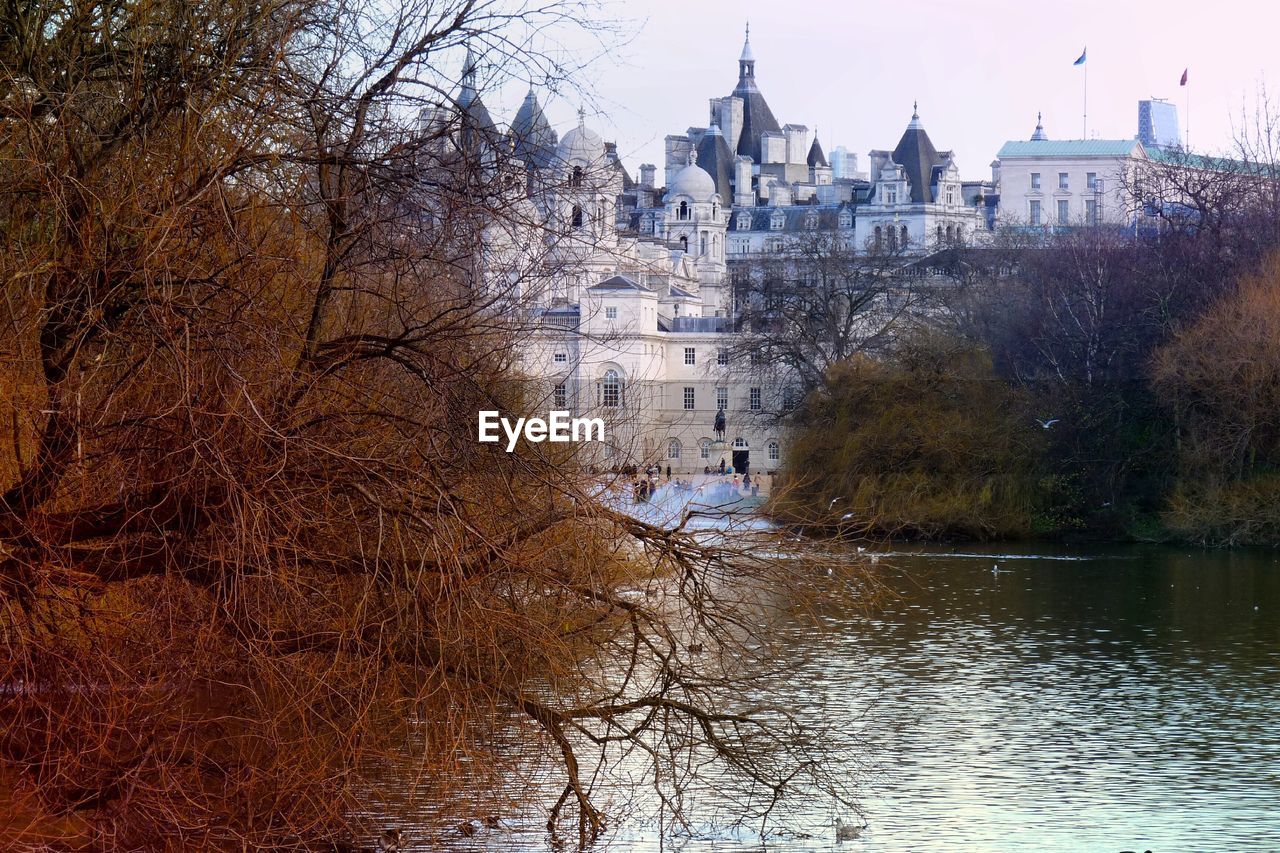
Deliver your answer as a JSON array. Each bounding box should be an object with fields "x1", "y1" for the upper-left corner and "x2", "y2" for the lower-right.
[
  {"x1": 557, "y1": 113, "x2": 604, "y2": 165},
  {"x1": 666, "y1": 162, "x2": 717, "y2": 203}
]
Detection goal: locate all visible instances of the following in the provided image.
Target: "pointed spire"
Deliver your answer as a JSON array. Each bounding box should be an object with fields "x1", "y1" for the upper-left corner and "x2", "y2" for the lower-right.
[
  {"x1": 907, "y1": 101, "x2": 922, "y2": 130},
  {"x1": 1031, "y1": 111, "x2": 1048, "y2": 141},
  {"x1": 738, "y1": 21, "x2": 755, "y2": 79}
]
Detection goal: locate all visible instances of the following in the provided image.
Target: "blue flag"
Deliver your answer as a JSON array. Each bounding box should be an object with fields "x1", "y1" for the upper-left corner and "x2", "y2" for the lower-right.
[{"x1": 1074, "y1": 47, "x2": 1087, "y2": 66}]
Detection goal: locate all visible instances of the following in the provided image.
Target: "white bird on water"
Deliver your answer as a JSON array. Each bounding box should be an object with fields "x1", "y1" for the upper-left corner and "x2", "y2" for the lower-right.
[
  {"x1": 992, "y1": 562, "x2": 1004, "y2": 575},
  {"x1": 1036, "y1": 417, "x2": 1060, "y2": 429}
]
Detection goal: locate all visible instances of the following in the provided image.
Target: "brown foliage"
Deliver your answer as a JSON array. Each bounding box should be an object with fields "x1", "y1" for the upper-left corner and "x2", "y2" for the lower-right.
[
  {"x1": 0, "y1": 1, "x2": 856, "y2": 848},
  {"x1": 1153, "y1": 255, "x2": 1280, "y2": 543}
]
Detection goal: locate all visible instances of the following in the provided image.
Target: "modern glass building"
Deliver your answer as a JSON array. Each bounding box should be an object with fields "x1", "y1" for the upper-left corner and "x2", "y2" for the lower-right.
[{"x1": 1138, "y1": 99, "x2": 1181, "y2": 150}]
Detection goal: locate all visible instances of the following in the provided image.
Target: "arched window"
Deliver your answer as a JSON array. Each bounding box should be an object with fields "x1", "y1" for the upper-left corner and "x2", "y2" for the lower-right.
[
  {"x1": 571, "y1": 205, "x2": 583, "y2": 227},
  {"x1": 957, "y1": 224, "x2": 964, "y2": 243},
  {"x1": 900, "y1": 224, "x2": 909, "y2": 247},
  {"x1": 732, "y1": 437, "x2": 748, "y2": 449},
  {"x1": 667, "y1": 439, "x2": 681, "y2": 460},
  {"x1": 767, "y1": 441, "x2": 780, "y2": 462},
  {"x1": 888, "y1": 227, "x2": 898, "y2": 251},
  {"x1": 699, "y1": 439, "x2": 712, "y2": 459},
  {"x1": 571, "y1": 166, "x2": 583, "y2": 188},
  {"x1": 874, "y1": 226, "x2": 882, "y2": 249},
  {"x1": 937, "y1": 224, "x2": 943, "y2": 244},
  {"x1": 679, "y1": 235, "x2": 688, "y2": 252},
  {"x1": 700, "y1": 233, "x2": 707, "y2": 254},
  {"x1": 678, "y1": 201, "x2": 689, "y2": 220},
  {"x1": 602, "y1": 369, "x2": 621, "y2": 408},
  {"x1": 713, "y1": 234, "x2": 720, "y2": 257},
  {"x1": 946, "y1": 224, "x2": 954, "y2": 242}
]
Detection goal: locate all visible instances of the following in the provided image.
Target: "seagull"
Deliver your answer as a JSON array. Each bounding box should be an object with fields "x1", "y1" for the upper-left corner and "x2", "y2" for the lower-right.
[
  {"x1": 992, "y1": 562, "x2": 1003, "y2": 575},
  {"x1": 868, "y1": 554, "x2": 880, "y2": 565},
  {"x1": 828, "y1": 497, "x2": 842, "y2": 508},
  {"x1": 1036, "y1": 417, "x2": 1060, "y2": 429},
  {"x1": 841, "y1": 512, "x2": 855, "y2": 521}
]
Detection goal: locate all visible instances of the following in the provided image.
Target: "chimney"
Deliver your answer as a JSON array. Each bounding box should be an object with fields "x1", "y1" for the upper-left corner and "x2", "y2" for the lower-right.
[{"x1": 640, "y1": 164, "x2": 656, "y2": 189}]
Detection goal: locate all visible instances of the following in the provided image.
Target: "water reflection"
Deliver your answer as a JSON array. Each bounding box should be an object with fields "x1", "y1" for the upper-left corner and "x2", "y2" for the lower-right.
[{"x1": 401, "y1": 544, "x2": 1280, "y2": 851}]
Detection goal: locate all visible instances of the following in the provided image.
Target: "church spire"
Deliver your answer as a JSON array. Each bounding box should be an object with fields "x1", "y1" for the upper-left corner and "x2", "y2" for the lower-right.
[{"x1": 738, "y1": 21, "x2": 755, "y2": 78}]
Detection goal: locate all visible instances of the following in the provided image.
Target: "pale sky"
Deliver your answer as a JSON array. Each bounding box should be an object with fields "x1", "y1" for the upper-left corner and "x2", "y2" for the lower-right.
[{"x1": 484, "y1": 0, "x2": 1277, "y2": 182}]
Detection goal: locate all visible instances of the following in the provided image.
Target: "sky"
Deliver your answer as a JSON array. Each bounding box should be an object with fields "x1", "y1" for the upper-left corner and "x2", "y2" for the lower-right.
[{"x1": 483, "y1": 0, "x2": 1277, "y2": 182}]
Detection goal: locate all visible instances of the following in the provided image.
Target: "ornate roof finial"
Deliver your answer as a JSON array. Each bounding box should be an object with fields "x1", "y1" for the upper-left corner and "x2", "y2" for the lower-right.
[
  {"x1": 913, "y1": 100, "x2": 919, "y2": 119},
  {"x1": 739, "y1": 21, "x2": 755, "y2": 64},
  {"x1": 1031, "y1": 111, "x2": 1048, "y2": 141},
  {"x1": 687, "y1": 147, "x2": 696, "y2": 166}
]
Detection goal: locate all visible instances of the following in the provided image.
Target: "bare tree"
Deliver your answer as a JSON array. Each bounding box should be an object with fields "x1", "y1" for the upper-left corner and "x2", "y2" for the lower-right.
[
  {"x1": 0, "y1": 1, "x2": 860, "y2": 848},
  {"x1": 727, "y1": 229, "x2": 927, "y2": 399}
]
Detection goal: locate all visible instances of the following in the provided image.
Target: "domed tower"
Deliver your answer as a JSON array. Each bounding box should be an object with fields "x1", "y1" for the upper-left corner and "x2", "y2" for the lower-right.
[
  {"x1": 555, "y1": 108, "x2": 618, "y2": 248},
  {"x1": 663, "y1": 154, "x2": 727, "y2": 314}
]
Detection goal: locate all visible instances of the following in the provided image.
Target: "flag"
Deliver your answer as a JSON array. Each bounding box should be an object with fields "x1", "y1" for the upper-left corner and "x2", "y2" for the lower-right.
[
  {"x1": 1074, "y1": 47, "x2": 1087, "y2": 66},
  {"x1": 1180, "y1": 68, "x2": 1188, "y2": 86}
]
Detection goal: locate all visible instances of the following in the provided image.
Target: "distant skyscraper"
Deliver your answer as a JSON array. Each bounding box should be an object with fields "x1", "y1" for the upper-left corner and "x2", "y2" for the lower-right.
[
  {"x1": 1137, "y1": 99, "x2": 1181, "y2": 150},
  {"x1": 830, "y1": 145, "x2": 862, "y2": 180}
]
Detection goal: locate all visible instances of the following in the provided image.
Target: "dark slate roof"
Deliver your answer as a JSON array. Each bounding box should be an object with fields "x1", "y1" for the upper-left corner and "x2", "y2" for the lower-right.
[
  {"x1": 727, "y1": 203, "x2": 855, "y2": 232},
  {"x1": 696, "y1": 128, "x2": 735, "y2": 203},
  {"x1": 731, "y1": 59, "x2": 781, "y2": 162},
  {"x1": 508, "y1": 88, "x2": 558, "y2": 169},
  {"x1": 668, "y1": 284, "x2": 696, "y2": 299},
  {"x1": 591, "y1": 274, "x2": 646, "y2": 291},
  {"x1": 807, "y1": 135, "x2": 828, "y2": 168},
  {"x1": 892, "y1": 110, "x2": 942, "y2": 204}
]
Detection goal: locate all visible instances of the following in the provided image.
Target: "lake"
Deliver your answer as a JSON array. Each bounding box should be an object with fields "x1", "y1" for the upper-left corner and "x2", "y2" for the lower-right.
[{"x1": 404, "y1": 542, "x2": 1280, "y2": 852}]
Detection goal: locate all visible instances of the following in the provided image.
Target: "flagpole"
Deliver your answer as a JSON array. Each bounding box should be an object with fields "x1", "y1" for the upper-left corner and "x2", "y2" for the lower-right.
[
  {"x1": 1185, "y1": 78, "x2": 1190, "y2": 150},
  {"x1": 1083, "y1": 59, "x2": 1088, "y2": 138}
]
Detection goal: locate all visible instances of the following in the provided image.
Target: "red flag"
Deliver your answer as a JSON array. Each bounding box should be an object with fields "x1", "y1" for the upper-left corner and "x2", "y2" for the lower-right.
[{"x1": 1180, "y1": 68, "x2": 1188, "y2": 86}]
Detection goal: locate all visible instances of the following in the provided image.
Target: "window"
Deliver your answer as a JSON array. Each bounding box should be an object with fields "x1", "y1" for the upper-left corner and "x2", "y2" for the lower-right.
[
  {"x1": 699, "y1": 439, "x2": 711, "y2": 459},
  {"x1": 900, "y1": 224, "x2": 909, "y2": 247},
  {"x1": 716, "y1": 387, "x2": 728, "y2": 411},
  {"x1": 1085, "y1": 198, "x2": 1099, "y2": 226},
  {"x1": 737, "y1": 212, "x2": 751, "y2": 229},
  {"x1": 886, "y1": 187, "x2": 898, "y2": 204},
  {"x1": 717, "y1": 348, "x2": 729, "y2": 366},
  {"x1": 1030, "y1": 172, "x2": 1041, "y2": 190},
  {"x1": 571, "y1": 166, "x2": 583, "y2": 187},
  {"x1": 679, "y1": 201, "x2": 689, "y2": 220},
  {"x1": 605, "y1": 306, "x2": 617, "y2": 320},
  {"x1": 571, "y1": 205, "x2": 583, "y2": 227},
  {"x1": 683, "y1": 386, "x2": 695, "y2": 410},
  {"x1": 1086, "y1": 172, "x2": 1097, "y2": 190},
  {"x1": 553, "y1": 352, "x2": 567, "y2": 363},
  {"x1": 839, "y1": 211, "x2": 852, "y2": 228},
  {"x1": 946, "y1": 187, "x2": 955, "y2": 205},
  {"x1": 805, "y1": 213, "x2": 818, "y2": 230},
  {"x1": 700, "y1": 233, "x2": 707, "y2": 254},
  {"x1": 553, "y1": 383, "x2": 567, "y2": 409},
  {"x1": 946, "y1": 224, "x2": 954, "y2": 242},
  {"x1": 667, "y1": 439, "x2": 681, "y2": 460},
  {"x1": 732, "y1": 437, "x2": 748, "y2": 449},
  {"x1": 749, "y1": 387, "x2": 762, "y2": 411},
  {"x1": 684, "y1": 347, "x2": 696, "y2": 366},
  {"x1": 1058, "y1": 172, "x2": 1069, "y2": 190},
  {"x1": 767, "y1": 440, "x2": 780, "y2": 462},
  {"x1": 602, "y1": 370, "x2": 620, "y2": 408},
  {"x1": 679, "y1": 236, "x2": 688, "y2": 252},
  {"x1": 1029, "y1": 199, "x2": 1042, "y2": 226},
  {"x1": 770, "y1": 212, "x2": 785, "y2": 230},
  {"x1": 888, "y1": 227, "x2": 898, "y2": 251},
  {"x1": 874, "y1": 225, "x2": 882, "y2": 249},
  {"x1": 1057, "y1": 199, "x2": 1069, "y2": 225},
  {"x1": 937, "y1": 224, "x2": 943, "y2": 244}
]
